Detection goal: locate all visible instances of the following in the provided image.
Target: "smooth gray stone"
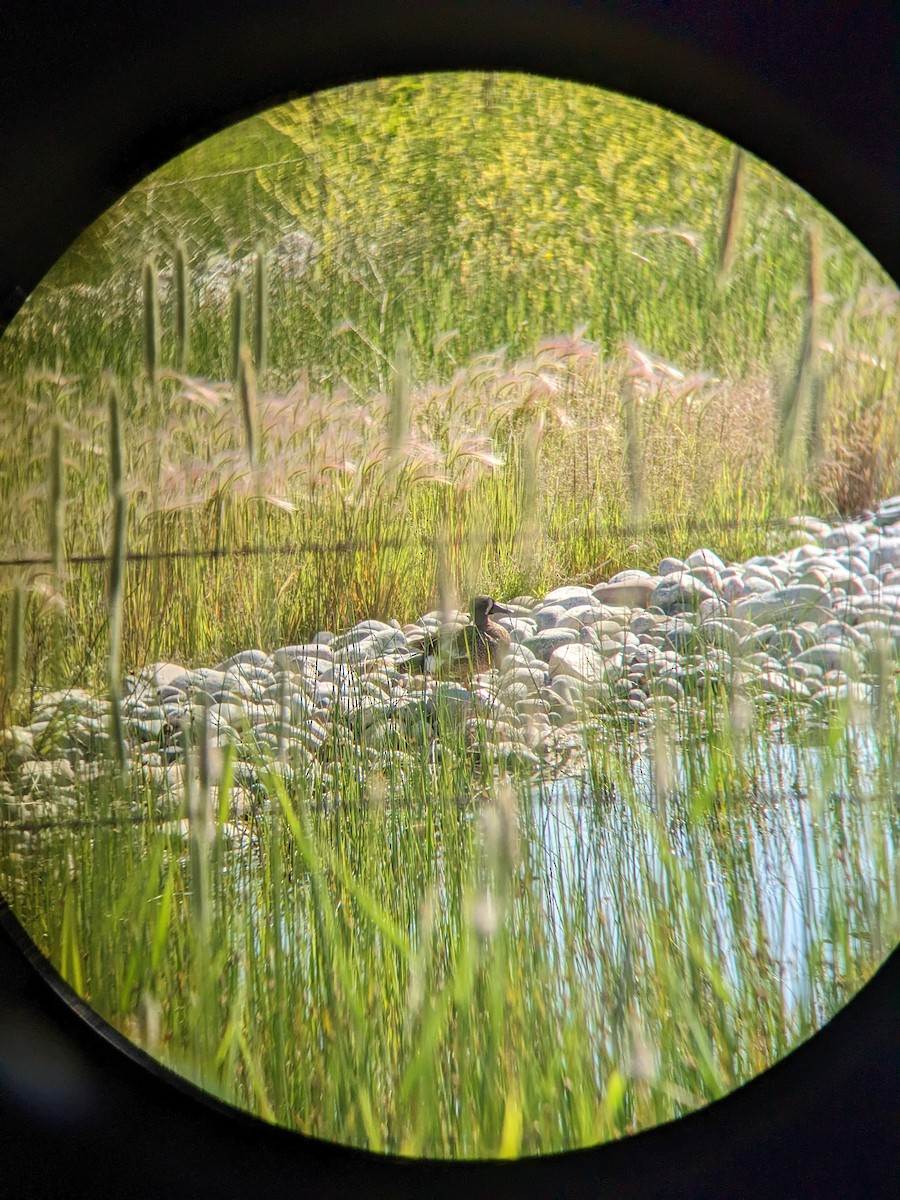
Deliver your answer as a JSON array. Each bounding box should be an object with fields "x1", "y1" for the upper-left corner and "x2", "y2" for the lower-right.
[
  {"x1": 500, "y1": 662, "x2": 548, "y2": 691},
  {"x1": 558, "y1": 603, "x2": 609, "y2": 630},
  {"x1": 685, "y1": 548, "x2": 727, "y2": 572},
  {"x1": 218, "y1": 674, "x2": 259, "y2": 701},
  {"x1": 658, "y1": 556, "x2": 685, "y2": 576},
  {"x1": 629, "y1": 612, "x2": 661, "y2": 636},
  {"x1": 523, "y1": 629, "x2": 579, "y2": 661},
  {"x1": 139, "y1": 662, "x2": 189, "y2": 690},
  {"x1": 128, "y1": 717, "x2": 167, "y2": 742},
  {"x1": 808, "y1": 681, "x2": 869, "y2": 713},
  {"x1": 500, "y1": 643, "x2": 539, "y2": 668},
  {"x1": 822, "y1": 525, "x2": 867, "y2": 549},
  {"x1": 659, "y1": 617, "x2": 697, "y2": 650},
  {"x1": 794, "y1": 643, "x2": 861, "y2": 672},
  {"x1": 540, "y1": 585, "x2": 596, "y2": 606},
  {"x1": 874, "y1": 500, "x2": 900, "y2": 527},
  {"x1": 533, "y1": 605, "x2": 567, "y2": 631},
  {"x1": 214, "y1": 649, "x2": 273, "y2": 673},
  {"x1": 732, "y1": 587, "x2": 832, "y2": 625},
  {"x1": 33, "y1": 688, "x2": 94, "y2": 715},
  {"x1": 592, "y1": 579, "x2": 656, "y2": 608},
  {"x1": 696, "y1": 619, "x2": 743, "y2": 652},
  {"x1": 497, "y1": 616, "x2": 537, "y2": 642},
  {"x1": 651, "y1": 574, "x2": 717, "y2": 613},
  {"x1": 785, "y1": 515, "x2": 832, "y2": 539},
  {"x1": 869, "y1": 538, "x2": 900, "y2": 570},
  {"x1": 757, "y1": 672, "x2": 810, "y2": 700},
  {"x1": 334, "y1": 630, "x2": 409, "y2": 665},
  {"x1": 719, "y1": 572, "x2": 748, "y2": 602},
  {"x1": 741, "y1": 573, "x2": 780, "y2": 595}
]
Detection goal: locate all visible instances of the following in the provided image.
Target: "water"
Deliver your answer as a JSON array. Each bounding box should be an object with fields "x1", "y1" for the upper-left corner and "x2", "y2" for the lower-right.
[{"x1": 527, "y1": 725, "x2": 898, "y2": 1023}]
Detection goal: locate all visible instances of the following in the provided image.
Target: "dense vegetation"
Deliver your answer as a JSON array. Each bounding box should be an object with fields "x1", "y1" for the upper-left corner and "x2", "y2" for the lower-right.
[{"x1": 0, "y1": 73, "x2": 897, "y2": 1158}]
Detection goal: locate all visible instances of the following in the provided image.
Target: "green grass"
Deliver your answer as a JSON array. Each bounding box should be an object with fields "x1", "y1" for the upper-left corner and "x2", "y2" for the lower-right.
[
  {"x1": 0, "y1": 71, "x2": 898, "y2": 1158},
  {"x1": 1, "y1": 700, "x2": 897, "y2": 1156}
]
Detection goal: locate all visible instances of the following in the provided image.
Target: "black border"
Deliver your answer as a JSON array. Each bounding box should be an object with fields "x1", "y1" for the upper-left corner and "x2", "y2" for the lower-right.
[{"x1": 1, "y1": 3, "x2": 898, "y2": 1197}]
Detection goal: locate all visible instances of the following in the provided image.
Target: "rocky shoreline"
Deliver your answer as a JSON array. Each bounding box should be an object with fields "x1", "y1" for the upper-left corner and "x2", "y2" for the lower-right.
[{"x1": 4, "y1": 497, "x2": 900, "y2": 827}]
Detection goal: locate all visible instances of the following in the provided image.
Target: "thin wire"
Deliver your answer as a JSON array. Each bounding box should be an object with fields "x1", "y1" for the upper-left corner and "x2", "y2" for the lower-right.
[{"x1": 0, "y1": 513, "x2": 778, "y2": 571}]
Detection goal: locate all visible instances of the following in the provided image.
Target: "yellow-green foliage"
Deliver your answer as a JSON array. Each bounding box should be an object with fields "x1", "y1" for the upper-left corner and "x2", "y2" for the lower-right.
[{"x1": 0, "y1": 72, "x2": 896, "y2": 684}]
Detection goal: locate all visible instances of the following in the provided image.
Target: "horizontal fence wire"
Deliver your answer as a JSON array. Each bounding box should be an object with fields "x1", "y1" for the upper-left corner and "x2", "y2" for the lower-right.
[{"x1": 0, "y1": 513, "x2": 786, "y2": 571}]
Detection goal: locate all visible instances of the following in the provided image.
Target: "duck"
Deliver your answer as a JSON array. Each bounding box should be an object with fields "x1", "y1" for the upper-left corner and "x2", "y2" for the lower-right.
[
  {"x1": 402, "y1": 595, "x2": 515, "y2": 676},
  {"x1": 457, "y1": 595, "x2": 515, "y2": 672}
]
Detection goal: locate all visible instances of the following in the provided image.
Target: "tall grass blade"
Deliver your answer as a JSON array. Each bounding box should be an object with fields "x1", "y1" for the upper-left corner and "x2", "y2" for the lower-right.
[
  {"x1": 231, "y1": 281, "x2": 246, "y2": 382},
  {"x1": 253, "y1": 242, "x2": 268, "y2": 376},
  {"x1": 389, "y1": 328, "x2": 411, "y2": 468},
  {"x1": 106, "y1": 377, "x2": 128, "y2": 772},
  {"x1": 622, "y1": 373, "x2": 646, "y2": 525},
  {"x1": 142, "y1": 258, "x2": 161, "y2": 393},
  {"x1": 174, "y1": 240, "x2": 191, "y2": 372},
  {"x1": 4, "y1": 584, "x2": 26, "y2": 699},
  {"x1": 237, "y1": 344, "x2": 259, "y2": 470},
  {"x1": 47, "y1": 419, "x2": 65, "y2": 580},
  {"x1": 716, "y1": 146, "x2": 746, "y2": 288},
  {"x1": 778, "y1": 226, "x2": 822, "y2": 485}
]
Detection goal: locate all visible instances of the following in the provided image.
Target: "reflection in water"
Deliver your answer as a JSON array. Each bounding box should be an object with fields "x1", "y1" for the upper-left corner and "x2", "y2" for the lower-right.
[{"x1": 531, "y1": 729, "x2": 896, "y2": 1028}]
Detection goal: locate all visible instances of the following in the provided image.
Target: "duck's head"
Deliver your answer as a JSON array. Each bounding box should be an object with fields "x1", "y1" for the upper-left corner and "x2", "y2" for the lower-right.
[{"x1": 471, "y1": 595, "x2": 515, "y2": 627}]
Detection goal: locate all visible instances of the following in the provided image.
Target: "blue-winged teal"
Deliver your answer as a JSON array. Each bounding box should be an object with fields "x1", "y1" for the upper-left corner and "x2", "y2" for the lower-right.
[
  {"x1": 459, "y1": 595, "x2": 515, "y2": 671},
  {"x1": 404, "y1": 595, "x2": 515, "y2": 675}
]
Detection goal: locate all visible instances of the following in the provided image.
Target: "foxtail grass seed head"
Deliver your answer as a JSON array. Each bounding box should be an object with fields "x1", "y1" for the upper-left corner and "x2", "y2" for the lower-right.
[
  {"x1": 238, "y1": 344, "x2": 259, "y2": 469},
  {"x1": 105, "y1": 377, "x2": 128, "y2": 769},
  {"x1": 622, "y1": 374, "x2": 646, "y2": 525},
  {"x1": 435, "y1": 523, "x2": 455, "y2": 622},
  {"x1": 5, "y1": 584, "x2": 26, "y2": 697},
  {"x1": 106, "y1": 376, "x2": 124, "y2": 497},
  {"x1": 481, "y1": 780, "x2": 520, "y2": 874},
  {"x1": 107, "y1": 493, "x2": 128, "y2": 660},
  {"x1": 47, "y1": 420, "x2": 65, "y2": 579},
  {"x1": 389, "y1": 329, "x2": 411, "y2": 467},
  {"x1": 138, "y1": 992, "x2": 161, "y2": 1054},
  {"x1": 231, "y1": 281, "x2": 247, "y2": 381},
  {"x1": 174, "y1": 240, "x2": 191, "y2": 371},
  {"x1": 782, "y1": 231, "x2": 825, "y2": 480},
  {"x1": 253, "y1": 241, "x2": 268, "y2": 376},
  {"x1": 470, "y1": 887, "x2": 499, "y2": 940},
  {"x1": 142, "y1": 257, "x2": 161, "y2": 390},
  {"x1": 716, "y1": 145, "x2": 746, "y2": 288},
  {"x1": 807, "y1": 223, "x2": 824, "y2": 311}
]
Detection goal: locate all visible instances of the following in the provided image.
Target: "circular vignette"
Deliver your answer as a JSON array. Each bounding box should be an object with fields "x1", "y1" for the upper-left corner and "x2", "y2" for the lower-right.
[{"x1": 0, "y1": 3, "x2": 898, "y2": 1198}]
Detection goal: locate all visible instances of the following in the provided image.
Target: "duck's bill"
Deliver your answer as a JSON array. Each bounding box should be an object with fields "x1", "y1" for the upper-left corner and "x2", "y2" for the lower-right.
[{"x1": 490, "y1": 602, "x2": 516, "y2": 616}]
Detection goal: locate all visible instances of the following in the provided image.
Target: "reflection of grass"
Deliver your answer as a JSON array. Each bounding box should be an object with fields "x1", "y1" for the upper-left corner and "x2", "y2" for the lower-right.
[
  {"x1": 1, "y1": 71, "x2": 899, "y2": 1158},
  {"x1": 1, "y1": 698, "x2": 897, "y2": 1157}
]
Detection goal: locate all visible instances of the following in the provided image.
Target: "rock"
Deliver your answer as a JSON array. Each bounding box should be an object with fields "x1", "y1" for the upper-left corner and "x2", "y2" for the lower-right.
[
  {"x1": 732, "y1": 586, "x2": 832, "y2": 625},
  {"x1": 540, "y1": 585, "x2": 596, "y2": 607},
  {"x1": 685, "y1": 548, "x2": 727, "y2": 572},
  {"x1": 548, "y1": 644, "x2": 618, "y2": 689},
  {"x1": 592, "y1": 579, "x2": 656, "y2": 608},
  {"x1": 658, "y1": 556, "x2": 686, "y2": 576},
  {"x1": 793, "y1": 643, "x2": 861, "y2": 673},
  {"x1": 140, "y1": 662, "x2": 189, "y2": 691},
  {"x1": 0, "y1": 726, "x2": 35, "y2": 765},
  {"x1": 497, "y1": 616, "x2": 537, "y2": 642},
  {"x1": 523, "y1": 629, "x2": 579, "y2": 661},
  {"x1": 214, "y1": 649, "x2": 273, "y2": 673},
  {"x1": 651, "y1": 574, "x2": 717, "y2": 613}
]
